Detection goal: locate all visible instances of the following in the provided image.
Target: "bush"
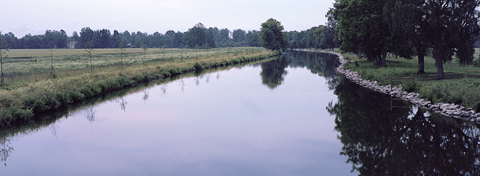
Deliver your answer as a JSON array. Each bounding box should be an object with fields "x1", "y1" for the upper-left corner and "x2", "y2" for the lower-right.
[
  {"x1": 23, "y1": 95, "x2": 47, "y2": 113},
  {"x1": 134, "y1": 72, "x2": 150, "y2": 82},
  {"x1": 69, "y1": 91, "x2": 85, "y2": 101},
  {"x1": 168, "y1": 68, "x2": 182, "y2": 75},
  {"x1": 23, "y1": 95, "x2": 59, "y2": 113},
  {"x1": 474, "y1": 102, "x2": 480, "y2": 112},
  {"x1": 403, "y1": 81, "x2": 417, "y2": 93},
  {"x1": 194, "y1": 62, "x2": 204, "y2": 71},
  {"x1": 0, "y1": 106, "x2": 33, "y2": 121},
  {"x1": 79, "y1": 87, "x2": 94, "y2": 97}
]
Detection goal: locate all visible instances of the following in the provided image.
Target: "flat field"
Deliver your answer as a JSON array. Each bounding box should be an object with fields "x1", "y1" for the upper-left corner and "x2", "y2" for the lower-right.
[
  {"x1": 6, "y1": 48, "x2": 158, "y2": 58},
  {"x1": 1, "y1": 47, "x2": 263, "y2": 76}
]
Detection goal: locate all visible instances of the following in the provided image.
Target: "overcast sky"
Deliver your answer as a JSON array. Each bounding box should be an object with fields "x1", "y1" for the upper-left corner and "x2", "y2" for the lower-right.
[{"x1": 1, "y1": 0, "x2": 335, "y2": 37}]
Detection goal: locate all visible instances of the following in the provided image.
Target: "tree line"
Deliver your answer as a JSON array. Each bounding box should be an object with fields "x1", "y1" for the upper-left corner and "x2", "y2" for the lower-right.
[
  {"x1": 285, "y1": 20, "x2": 336, "y2": 51},
  {"x1": 0, "y1": 23, "x2": 261, "y2": 49},
  {"x1": 331, "y1": 0, "x2": 480, "y2": 79},
  {"x1": 257, "y1": 18, "x2": 337, "y2": 52}
]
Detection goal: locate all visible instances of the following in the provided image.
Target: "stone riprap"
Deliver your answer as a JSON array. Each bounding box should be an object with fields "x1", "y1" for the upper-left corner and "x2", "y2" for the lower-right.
[{"x1": 296, "y1": 49, "x2": 480, "y2": 122}]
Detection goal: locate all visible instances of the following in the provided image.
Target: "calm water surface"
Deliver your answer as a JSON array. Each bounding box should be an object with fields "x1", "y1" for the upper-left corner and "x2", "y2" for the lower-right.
[{"x1": 1, "y1": 52, "x2": 480, "y2": 175}]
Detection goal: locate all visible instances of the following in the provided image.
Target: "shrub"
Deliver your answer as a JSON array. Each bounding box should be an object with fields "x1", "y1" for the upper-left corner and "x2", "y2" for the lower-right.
[
  {"x1": 69, "y1": 91, "x2": 85, "y2": 101},
  {"x1": 55, "y1": 92, "x2": 71, "y2": 104},
  {"x1": 168, "y1": 68, "x2": 182, "y2": 75},
  {"x1": 23, "y1": 95, "x2": 47, "y2": 113},
  {"x1": 134, "y1": 72, "x2": 150, "y2": 82},
  {"x1": 194, "y1": 62, "x2": 204, "y2": 71},
  {"x1": 0, "y1": 105, "x2": 33, "y2": 121},
  {"x1": 79, "y1": 87, "x2": 94, "y2": 97},
  {"x1": 474, "y1": 102, "x2": 480, "y2": 112},
  {"x1": 403, "y1": 81, "x2": 417, "y2": 93}
]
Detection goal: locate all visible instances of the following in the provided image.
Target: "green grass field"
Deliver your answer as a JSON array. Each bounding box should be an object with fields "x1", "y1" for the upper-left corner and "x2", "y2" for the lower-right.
[
  {"x1": 338, "y1": 48, "x2": 480, "y2": 110},
  {"x1": 2, "y1": 47, "x2": 262, "y2": 76}
]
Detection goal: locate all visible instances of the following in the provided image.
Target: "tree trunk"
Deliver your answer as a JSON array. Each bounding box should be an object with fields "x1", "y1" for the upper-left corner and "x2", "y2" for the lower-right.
[
  {"x1": 380, "y1": 52, "x2": 387, "y2": 67},
  {"x1": 417, "y1": 50, "x2": 426, "y2": 74},
  {"x1": 434, "y1": 50, "x2": 445, "y2": 79},
  {"x1": 373, "y1": 57, "x2": 379, "y2": 66}
]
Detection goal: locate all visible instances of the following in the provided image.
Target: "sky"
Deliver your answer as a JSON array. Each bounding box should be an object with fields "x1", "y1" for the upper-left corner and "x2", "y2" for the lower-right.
[{"x1": 1, "y1": 0, "x2": 335, "y2": 37}]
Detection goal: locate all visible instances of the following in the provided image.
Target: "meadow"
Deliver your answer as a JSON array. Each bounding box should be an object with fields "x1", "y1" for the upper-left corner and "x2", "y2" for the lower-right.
[
  {"x1": 3, "y1": 47, "x2": 260, "y2": 75},
  {"x1": 0, "y1": 47, "x2": 277, "y2": 122}
]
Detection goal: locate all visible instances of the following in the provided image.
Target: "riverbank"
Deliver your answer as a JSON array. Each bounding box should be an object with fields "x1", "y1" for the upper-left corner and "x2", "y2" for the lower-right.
[
  {"x1": 0, "y1": 49, "x2": 279, "y2": 123},
  {"x1": 297, "y1": 49, "x2": 480, "y2": 122}
]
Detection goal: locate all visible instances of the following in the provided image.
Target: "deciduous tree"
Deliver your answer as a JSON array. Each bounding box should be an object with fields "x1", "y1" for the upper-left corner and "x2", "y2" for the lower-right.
[
  {"x1": 259, "y1": 18, "x2": 289, "y2": 51},
  {"x1": 425, "y1": 0, "x2": 480, "y2": 79},
  {"x1": 333, "y1": 0, "x2": 392, "y2": 66}
]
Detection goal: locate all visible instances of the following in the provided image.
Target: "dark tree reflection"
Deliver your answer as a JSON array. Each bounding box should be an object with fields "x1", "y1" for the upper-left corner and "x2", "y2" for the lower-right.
[
  {"x1": 328, "y1": 78, "x2": 480, "y2": 175},
  {"x1": 260, "y1": 56, "x2": 290, "y2": 89},
  {"x1": 0, "y1": 137, "x2": 13, "y2": 167},
  {"x1": 260, "y1": 51, "x2": 341, "y2": 90},
  {"x1": 286, "y1": 51, "x2": 341, "y2": 90}
]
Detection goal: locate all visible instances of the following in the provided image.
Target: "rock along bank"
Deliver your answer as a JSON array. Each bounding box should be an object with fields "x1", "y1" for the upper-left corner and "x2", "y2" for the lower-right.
[{"x1": 296, "y1": 49, "x2": 480, "y2": 122}]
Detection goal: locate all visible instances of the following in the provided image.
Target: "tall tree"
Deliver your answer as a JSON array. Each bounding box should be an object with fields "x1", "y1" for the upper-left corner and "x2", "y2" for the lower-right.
[
  {"x1": 333, "y1": 0, "x2": 392, "y2": 66},
  {"x1": 232, "y1": 29, "x2": 246, "y2": 43},
  {"x1": 259, "y1": 18, "x2": 289, "y2": 51},
  {"x1": 425, "y1": 0, "x2": 480, "y2": 78},
  {"x1": 183, "y1": 23, "x2": 214, "y2": 48},
  {"x1": 79, "y1": 27, "x2": 95, "y2": 49},
  {"x1": 183, "y1": 23, "x2": 206, "y2": 48},
  {"x1": 1, "y1": 32, "x2": 20, "y2": 49},
  {"x1": 72, "y1": 31, "x2": 80, "y2": 42},
  {"x1": 112, "y1": 30, "x2": 121, "y2": 48},
  {"x1": 172, "y1": 31, "x2": 184, "y2": 48},
  {"x1": 44, "y1": 30, "x2": 67, "y2": 48},
  {"x1": 96, "y1": 29, "x2": 112, "y2": 48},
  {"x1": 384, "y1": 0, "x2": 432, "y2": 74},
  {"x1": 206, "y1": 27, "x2": 216, "y2": 48},
  {"x1": 246, "y1": 30, "x2": 261, "y2": 47}
]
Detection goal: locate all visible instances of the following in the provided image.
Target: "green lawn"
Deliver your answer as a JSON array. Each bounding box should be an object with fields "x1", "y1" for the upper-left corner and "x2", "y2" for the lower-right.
[{"x1": 339, "y1": 49, "x2": 480, "y2": 110}]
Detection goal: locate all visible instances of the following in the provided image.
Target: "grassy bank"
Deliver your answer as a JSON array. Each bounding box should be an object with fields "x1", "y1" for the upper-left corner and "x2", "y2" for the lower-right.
[
  {"x1": 0, "y1": 56, "x2": 276, "y2": 133},
  {"x1": 0, "y1": 47, "x2": 277, "y2": 123},
  {"x1": 334, "y1": 48, "x2": 480, "y2": 111},
  {"x1": 1, "y1": 47, "x2": 262, "y2": 86}
]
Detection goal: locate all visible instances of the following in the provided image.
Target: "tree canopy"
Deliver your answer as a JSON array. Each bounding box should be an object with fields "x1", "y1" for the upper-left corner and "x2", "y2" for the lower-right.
[
  {"x1": 333, "y1": 0, "x2": 392, "y2": 66},
  {"x1": 259, "y1": 18, "x2": 289, "y2": 51},
  {"x1": 331, "y1": 0, "x2": 480, "y2": 77}
]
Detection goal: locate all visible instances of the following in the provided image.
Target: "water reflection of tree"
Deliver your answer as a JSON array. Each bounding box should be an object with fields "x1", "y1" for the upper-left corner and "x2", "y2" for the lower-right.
[
  {"x1": 86, "y1": 105, "x2": 96, "y2": 123},
  {"x1": 260, "y1": 51, "x2": 341, "y2": 90},
  {"x1": 328, "y1": 78, "x2": 480, "y2": 175},
  {"x1": 142, "y1": 90, "x2": 149, "y2": 102},
  {"x1": 0, "y1": 137, "x2": 13, "y2": 167},
  {"x1": 161, "y1": 84, "x2": 167, "y2": 94},
  {"x1": 114, "y1": 97, "x2": 127, "y2": 112},
  {"x1": 286, "y1": 51, "x2": 341, "y2": 90},
  {"x1": 260, "y1": 56, "x2": 290, "y2": 89}
]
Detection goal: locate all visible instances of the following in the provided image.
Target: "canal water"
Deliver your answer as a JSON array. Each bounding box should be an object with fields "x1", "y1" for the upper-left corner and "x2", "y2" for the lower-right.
[{"x1": 1, "y1": 52, "x2": 479, "y2": 175}]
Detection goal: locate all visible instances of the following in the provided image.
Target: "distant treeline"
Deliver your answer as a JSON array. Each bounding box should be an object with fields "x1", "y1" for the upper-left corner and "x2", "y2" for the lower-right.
[
  {"x1": 0, "y1": 23, "x2": 261, "y2": 49},
  {"x1": 285, "y1": 24, "x2": 337, "y2": 50}
]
